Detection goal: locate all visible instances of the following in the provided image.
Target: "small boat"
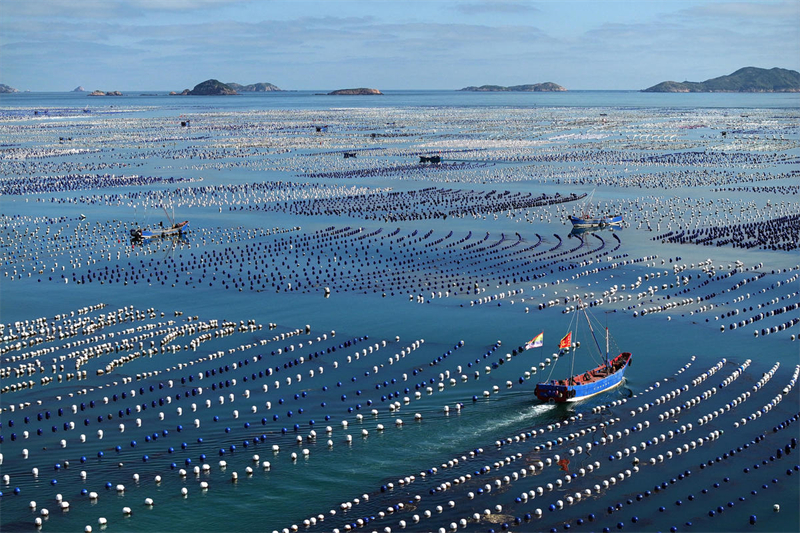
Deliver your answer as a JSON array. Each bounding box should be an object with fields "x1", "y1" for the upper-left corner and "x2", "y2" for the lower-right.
[
  {"x1": 534, "y1": 300, "x2": 631, "y2": 403},
  {"x1": 569, "y1": 214, "x2": 624, "y2": 228},
  {"x1": 568, "y1": 189, "x2": 623, "y2": 228},
  {"x1": 568, "y1": 225, "x2": 621, "y2": 238},
  {"x1": 130, "y1": 205, "x2": 189, "y2": 240}
]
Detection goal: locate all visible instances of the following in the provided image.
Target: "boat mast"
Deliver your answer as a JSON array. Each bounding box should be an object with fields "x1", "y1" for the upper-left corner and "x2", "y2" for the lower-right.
[
  {"x1": 578, "y1": 297, "x2": 604, "y2": 360},
  {"x1": 605, "y1": 327, "x2": 610, "y2": 367},
  {"x1": 162, "y1": 205, "x2": 175, "y2": 227}
]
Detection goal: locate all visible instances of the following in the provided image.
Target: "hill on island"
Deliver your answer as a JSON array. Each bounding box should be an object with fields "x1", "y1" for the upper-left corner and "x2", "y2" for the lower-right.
[
  {"x1": 0, "y1": 83, "x2": 19, "y2": 93},
  {"x1": 460, "y1": 82, "x2": 566, "y2": 92},
  {"x1": 643, "y1": 67, "x2": 800, "y2": 93},
  {"x1": 226, "y1": 82, "x2": 281, "y2": 92},
  {"x1": 328, "y1": 88, "x2": 382, "y2": 95},
  {"x1": 182, "y1": 79, "x2": 238, "y2": 96}
]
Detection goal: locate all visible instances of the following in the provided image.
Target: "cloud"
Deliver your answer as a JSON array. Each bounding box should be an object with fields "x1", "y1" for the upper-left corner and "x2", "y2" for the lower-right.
[
  {"x1": 454, "y1": 1, "x2": 539, "y2": 15},
  {"x1": 679, "y1": 0, "x2": 799, "y2": 20},
  {"x1": 1, "y1": 0, "x2": 251, "y2": 19},
  {"x1": 2, "y1": 1, "x2": 797, "y2": 91}
]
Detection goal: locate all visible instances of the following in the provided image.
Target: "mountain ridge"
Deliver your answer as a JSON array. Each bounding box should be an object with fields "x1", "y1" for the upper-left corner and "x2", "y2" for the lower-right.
[{"x1": 643, "y1": 67, "x2": 800, "y2": 93}]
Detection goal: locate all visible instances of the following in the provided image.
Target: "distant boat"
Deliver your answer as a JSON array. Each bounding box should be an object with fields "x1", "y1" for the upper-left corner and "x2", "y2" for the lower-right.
[
  {"x1": 569, "y1": 214, "x2": 624, "y2": 228},
  {"x1": 569, "y1": 189, "x2": 623, "y2": 228},
  {"x1": 569, "y1": 225, "x2": 621, "y2": 237},
  {"x1": 130, "y1": 205, "x2": 189, "y2": 240},
  {"x1": 534, "y1": 300, "x2": 632, "y2": 403}
]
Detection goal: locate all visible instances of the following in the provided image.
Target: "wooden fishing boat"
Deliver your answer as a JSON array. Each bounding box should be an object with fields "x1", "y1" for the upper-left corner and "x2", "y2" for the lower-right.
[
  {"x1": 569, "y1": 189, "x2": 623, "y2": 228},
  {"x1": 534, "y1": 301, "x2": 631, "y2": 403},
  {"x1": 130, "y1": 205, "x2": 189, "y2": 240},
  {"x1": 569, "y1": 214, "x2": 624, "y2": 228}
]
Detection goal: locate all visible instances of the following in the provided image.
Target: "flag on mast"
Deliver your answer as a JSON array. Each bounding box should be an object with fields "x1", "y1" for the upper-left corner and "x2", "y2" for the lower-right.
[
  {"x1": 558, "y1": 332, "x2": 572, "y2": 349},
  {"x1": 525, "y1": 332, "x2": 544, "y2": 350}
]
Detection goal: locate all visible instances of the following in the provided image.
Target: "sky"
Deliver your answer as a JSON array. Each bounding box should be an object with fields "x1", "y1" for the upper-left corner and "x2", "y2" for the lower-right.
[{"x1": 1, "y1": 0, "x2": 798, "y2": 91}]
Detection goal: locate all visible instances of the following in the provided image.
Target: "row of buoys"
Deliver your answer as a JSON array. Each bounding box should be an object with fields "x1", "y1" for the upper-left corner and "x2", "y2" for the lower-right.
[
  {"x1": 309, "y1": 353, "x2": 749, "y2": 531},
  {"x1": 290, "y1": 356, "x2": 703, "y2": 530},
  {"x1": 6, "y1": 115, "x2": 800, "y2": 532},
  {"x1": 413, "y1": 362, "x2": 797, "y2": 533},
  {"x1": 1, "y1": 326, "x2": 377, "y2": 448}
]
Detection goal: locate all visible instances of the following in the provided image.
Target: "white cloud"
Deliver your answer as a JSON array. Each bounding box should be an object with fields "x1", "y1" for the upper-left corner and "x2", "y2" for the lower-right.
[{"x1": 454, "y1": 1, "x2": 539, "y2": 15}]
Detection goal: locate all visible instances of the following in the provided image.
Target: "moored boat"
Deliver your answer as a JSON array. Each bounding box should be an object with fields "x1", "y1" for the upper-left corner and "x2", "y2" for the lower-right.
[
  {"x1": 130, "y1": 204, "x2": 189, "y2": 240},
  {"x1": 131, "y1": 220, "x2": 189, "y2": 240},
  {"x1": 569, "y1": 214, "x2": 623, "y2": 228},
  {"x1": 568, "y1": 188, "x2": 623, "y2": 228}
]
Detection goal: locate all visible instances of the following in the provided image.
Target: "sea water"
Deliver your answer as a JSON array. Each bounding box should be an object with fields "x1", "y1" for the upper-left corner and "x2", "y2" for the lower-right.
[{"x1": 0, "y1": 91, "x2": 798, "y2": 533}]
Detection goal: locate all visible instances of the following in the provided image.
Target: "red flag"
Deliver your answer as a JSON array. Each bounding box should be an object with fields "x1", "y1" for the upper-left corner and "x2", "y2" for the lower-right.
[{"x1": 559, "y1": 332, "x2": 572, "y2": 349}]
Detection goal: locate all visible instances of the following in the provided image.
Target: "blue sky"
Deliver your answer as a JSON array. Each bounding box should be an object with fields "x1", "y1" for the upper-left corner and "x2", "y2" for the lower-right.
[{"x1": 1, "y1": 0, "x2": 798, "y2": 91}]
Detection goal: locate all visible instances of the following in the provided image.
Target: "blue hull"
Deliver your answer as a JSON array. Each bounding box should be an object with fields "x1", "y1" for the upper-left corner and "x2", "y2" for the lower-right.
[
  {"x1": 534, "y1": 352, "x2": 632, "y2": 403},
  {"x1": 133, "y1": 221, "x2": 190, "y2": 240},
  {"x1": 569, "y1": 214, "x2": 623, "y2": 228}
]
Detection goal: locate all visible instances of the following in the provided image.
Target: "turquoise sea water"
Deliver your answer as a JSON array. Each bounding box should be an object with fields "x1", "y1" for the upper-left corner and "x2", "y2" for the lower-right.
[
  {"x1": 3, "y1": 89, "x2": 800, "y2": 111},
  {"x1": 0, "y1": 91, "x2": 798, "y2": 533}
]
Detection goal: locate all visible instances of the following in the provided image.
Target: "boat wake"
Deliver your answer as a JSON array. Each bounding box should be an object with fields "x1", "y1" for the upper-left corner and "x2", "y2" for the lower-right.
[{"x1": 474, "y1": 401, "x2": 560, "y2": 439}]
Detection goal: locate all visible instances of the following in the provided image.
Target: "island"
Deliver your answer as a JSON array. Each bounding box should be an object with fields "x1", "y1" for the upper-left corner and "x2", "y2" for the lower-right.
[
  {"x1": 226, "y1": 82, "x2": 281, "y2": 92},
  {"x1": 72, "y1": 86, "x2": 86, "y2": 92},
  {"x1": 88, "y1": 90, "x2": 123, "y2": 96},
  {"x1": 184, "y1": 79, "x2": 238, "y2": 96},
  {"x1": 0, "y1": 83, "x2": 19, "y2": 94},
  {"x1": 328, "y1": 88, "x2": 382, "y2": 95},
  {"x1": 459, "y1": 82, "x2": 566, "y2": 92},
  {"x1": 643, "y1": 67, "x2": 800, "y2": 93}
]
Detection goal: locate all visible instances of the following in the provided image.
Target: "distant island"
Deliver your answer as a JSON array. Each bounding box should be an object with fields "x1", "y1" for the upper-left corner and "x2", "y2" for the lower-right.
[
  {"x1": 72, "y1": 86, "x2": 86, "y2": 92},
  {"x1": 189, "y1": 79, "x2": 237, "y2": 95},
  {"x1": 88, "y1": 90, "x2": 123, "y2": 96},
  {"x1": 170, "y1": 79, "x2": 282, "y2": 96},
  {"x1": 459, "y1": 83, "x2": 566, "y2": 92},
  {"x1": 643, "y1": 67, "x2": 800, "y2": 93},
  {"x1": 170, "y1": 79, "x2": 238, "y2": 96},
  {"x1": 0, "y1": 83, "x2": 19, "y2": 94},
  {"x1": 328, "y1": 88, "x2": 382, "y2": 95},
  {"x1": 226, "y1": 82, "x2": 281, "y2": 92}
]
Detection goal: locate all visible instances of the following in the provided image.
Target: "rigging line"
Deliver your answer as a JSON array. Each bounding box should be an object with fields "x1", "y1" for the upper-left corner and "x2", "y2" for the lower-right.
[
  {"x1": 570, "y1": 309, "x2": 581, "y2": 381},
  {"x1": 543, "y1": 303, "x2": 580, "y2": 382},
  {"x1": 579, "y1": 298, "x2": 605, "y2": 365}
]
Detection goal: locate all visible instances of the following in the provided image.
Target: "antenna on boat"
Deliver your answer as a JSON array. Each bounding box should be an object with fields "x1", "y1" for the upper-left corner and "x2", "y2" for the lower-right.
[
  {"x1": 162, "y1": 204, "x2": 175, "y2": 227},
  {"x1": 604, "y1": 310, "x2": 614, "y2": 366},
  {"x1": 577, "y1": 296, "x2": 604, "y2": 362}
]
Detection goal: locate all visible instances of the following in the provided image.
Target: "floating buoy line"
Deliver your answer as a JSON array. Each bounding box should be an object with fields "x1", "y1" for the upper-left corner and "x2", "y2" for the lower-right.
[
  {"x1": 282, "y1": 356, "x2": 798, "y2": 533},
  {"x1": 2, "y1": 100, "x2": 799, "y2": 533}
]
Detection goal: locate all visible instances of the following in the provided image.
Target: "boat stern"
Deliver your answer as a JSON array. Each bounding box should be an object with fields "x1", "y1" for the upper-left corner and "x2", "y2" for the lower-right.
[{"x1": 534, "y1": 383, "x2": 571, "y2": 403}]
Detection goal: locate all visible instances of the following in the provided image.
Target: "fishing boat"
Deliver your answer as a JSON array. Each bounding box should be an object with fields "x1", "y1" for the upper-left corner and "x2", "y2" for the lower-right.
[
  {"x1": 569, "y1": 189, "x2": 623, "y2": 228},
  {"x1": 569, "y1": 214, "x2": 623, "y2": 228},
  {"x1": 130, "y1": 205, "x2": 189, "y2": 240},
  {"x1": 533, "y1": 301, "x2": 631, "y2": 403}
]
